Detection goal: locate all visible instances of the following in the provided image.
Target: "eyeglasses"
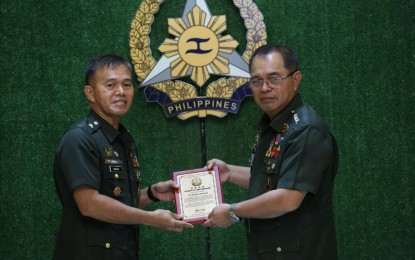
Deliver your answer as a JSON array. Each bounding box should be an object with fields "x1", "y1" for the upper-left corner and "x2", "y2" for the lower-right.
[{"x1": 249, "y1": 70, "x2": 297, "y2": 89}]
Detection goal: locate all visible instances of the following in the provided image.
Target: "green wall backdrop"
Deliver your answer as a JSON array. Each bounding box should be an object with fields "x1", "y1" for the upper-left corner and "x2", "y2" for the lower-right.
[{"x1": 1, "y1": 0, "x2": 414, "y2": 259}]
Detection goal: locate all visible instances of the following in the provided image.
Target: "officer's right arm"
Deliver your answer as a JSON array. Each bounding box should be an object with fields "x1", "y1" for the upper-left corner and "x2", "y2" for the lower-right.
[
  {"x1": 73, "y1": 185, "x2": 193, "y2": 232},
  {"x1": 207, "y1": 158, "x2": 250, "y2": 189}
]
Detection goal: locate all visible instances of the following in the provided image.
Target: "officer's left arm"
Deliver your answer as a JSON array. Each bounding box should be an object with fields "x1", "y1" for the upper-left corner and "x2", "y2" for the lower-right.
[
  {"x1": 203, "y1": 188, "x2": 306, "y2": 227},
  {"x1": 231, "y1": 188, "x2": 306, "y2": 219}
]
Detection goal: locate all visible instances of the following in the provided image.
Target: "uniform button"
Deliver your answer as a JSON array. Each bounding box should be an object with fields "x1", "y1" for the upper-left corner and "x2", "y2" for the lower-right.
[
  {"x1": 115, "y1": 174, "x2": 119, "y2": 179},
  {"x1": 277, "y1": 247, "x2": 282, "y2": 252},
  {"x1": 105, "y1": 243, "x2": 111, "y2": 248},
  {"x1": 94, "y1": 121, "x2": 98, "y2": 125}
]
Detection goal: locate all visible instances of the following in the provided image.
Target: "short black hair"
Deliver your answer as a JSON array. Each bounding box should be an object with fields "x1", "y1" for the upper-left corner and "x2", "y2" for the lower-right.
[
  {"x1": 249, "y1": 44, "x2": 299, "y2": 73},
  {"x1": 84, "y1": 54, "x2": 133, "y2": 85}
]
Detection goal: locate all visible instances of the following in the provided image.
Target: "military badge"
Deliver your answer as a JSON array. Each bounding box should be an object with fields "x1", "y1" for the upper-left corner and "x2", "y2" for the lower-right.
[
  {"x1": 249, "y1": 129, "x2": 262, "y2": 167},
  {"x1": 104, "y1": 146, "x2": 113, "y2": 158},
  {"x1": 281, "y1": 123, "x2": 289, "y2": 132},
  {"x1": 263, "y1": 133, "x2": 285, "y2": 172},
  {"x1": 265, "y1": 134, "x2": 284, "y2": 159},
  {"x1": 129, "y1": 146, "x2": 141, "y2": 182},
  {"x1": 130, "y1": 0, "x2": 267, "y2": 120},
  {"x1": 114, "y1": 186, "x2": 122, "y2": 197},
  {"x1": 262, "y1": 133, "x2": 285, "y2": 190}
]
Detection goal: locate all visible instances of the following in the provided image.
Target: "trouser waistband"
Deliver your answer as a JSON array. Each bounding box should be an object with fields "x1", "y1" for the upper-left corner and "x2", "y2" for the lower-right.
[{"x1": 245, "y1": 206, "x2": 332, "y2": 233}]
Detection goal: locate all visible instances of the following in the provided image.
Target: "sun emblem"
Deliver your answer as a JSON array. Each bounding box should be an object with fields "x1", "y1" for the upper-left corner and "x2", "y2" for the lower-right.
[{"x1": 158, "y1": 6, "x2": 238, "y2": 87}]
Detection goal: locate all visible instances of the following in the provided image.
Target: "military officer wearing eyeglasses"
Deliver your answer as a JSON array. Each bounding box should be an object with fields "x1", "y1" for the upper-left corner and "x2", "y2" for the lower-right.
[
  {"x1": 204, "y1": 44, "x2": 339, "y2": 260},
  {"x1": 53, "y1": 54, "x2": 193, "y2": 260}
]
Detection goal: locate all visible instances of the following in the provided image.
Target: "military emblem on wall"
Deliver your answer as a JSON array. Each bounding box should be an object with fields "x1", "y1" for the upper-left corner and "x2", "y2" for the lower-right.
[{"x1": 130, "y1": 0, "x2": 267, "y2": 120}]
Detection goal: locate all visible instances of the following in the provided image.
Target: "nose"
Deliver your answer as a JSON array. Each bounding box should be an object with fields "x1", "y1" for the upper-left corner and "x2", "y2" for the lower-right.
[
  {"x1": 115, "y1": 84, "x2": 125, "y2": 95},
  {"x1": 260, "y1": 80, "x2": 271, "y2": 91}
]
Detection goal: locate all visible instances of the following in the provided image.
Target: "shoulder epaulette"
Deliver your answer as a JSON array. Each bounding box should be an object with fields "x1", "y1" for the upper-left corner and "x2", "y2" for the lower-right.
[
  {"x1": 70, "y1": 117, "x2": 101, "y2": 134},
  {"x1": 290, "y1": 104, "x2": 328, "y2": 132}
]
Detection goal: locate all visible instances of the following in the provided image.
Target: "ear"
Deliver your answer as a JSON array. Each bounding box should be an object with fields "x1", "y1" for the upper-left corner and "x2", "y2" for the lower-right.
[
  {"x1": 84, "y1": 85, "x2": 95, "y2": 102},
  {"x1": 293, "y1": 71, "x2": 302, "y2": 92}
]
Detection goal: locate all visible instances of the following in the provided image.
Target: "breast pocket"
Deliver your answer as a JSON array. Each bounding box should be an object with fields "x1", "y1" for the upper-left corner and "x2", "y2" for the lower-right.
[
  {"x1": 102, "y1": 163, "x2": 126, "y2": 200},
  {"x1": 263, "y1": 157, "x2": 280, "y2": 174}
]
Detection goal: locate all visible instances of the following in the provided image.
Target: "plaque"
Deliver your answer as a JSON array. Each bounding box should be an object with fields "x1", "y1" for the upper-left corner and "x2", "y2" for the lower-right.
[{"x1": 173, "y1": 166, "x2": 223, "y2": 224}]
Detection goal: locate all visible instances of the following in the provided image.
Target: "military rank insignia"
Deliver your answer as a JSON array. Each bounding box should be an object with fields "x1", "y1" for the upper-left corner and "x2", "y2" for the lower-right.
[{"x1": 130, "y1": 0, "x2": 267, "y2": 120}]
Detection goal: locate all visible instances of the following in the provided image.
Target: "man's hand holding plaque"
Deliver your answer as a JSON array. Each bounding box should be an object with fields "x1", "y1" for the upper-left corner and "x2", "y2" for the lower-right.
[{"x1": 173, "y1": 166, "x2": 223, "y2": 224}]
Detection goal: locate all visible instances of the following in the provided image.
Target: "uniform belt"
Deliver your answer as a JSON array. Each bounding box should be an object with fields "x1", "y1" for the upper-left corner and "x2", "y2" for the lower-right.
[{"x1": 245, "y1": 206, "x2": 332, "y2": 233}]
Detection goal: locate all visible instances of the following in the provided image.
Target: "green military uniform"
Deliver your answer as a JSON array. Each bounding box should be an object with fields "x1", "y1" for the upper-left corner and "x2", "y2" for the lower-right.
[
  {"x1": 246, "y1": 94, "x2": 338, "y2": 260},
  {"x1": 53, "y1": 110, "x2": 141, "y2": 260}
]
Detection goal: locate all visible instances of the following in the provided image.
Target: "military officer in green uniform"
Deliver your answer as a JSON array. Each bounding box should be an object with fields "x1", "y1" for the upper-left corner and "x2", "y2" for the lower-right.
[
  {"x1": 204, "y1": 44, "x2": 338, "y2": 260},
  {"x1": 53, "y1": 54, "x2": 193, "y2": 260}
]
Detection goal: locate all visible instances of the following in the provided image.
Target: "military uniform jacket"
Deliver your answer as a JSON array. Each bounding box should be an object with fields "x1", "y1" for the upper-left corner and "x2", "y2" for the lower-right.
[
  {"x1": 53, "y1": 110, "x2": 140, "y2": 260},
  {"x1": 246, "y1": 94, "x2": 339, "y2": 260}
]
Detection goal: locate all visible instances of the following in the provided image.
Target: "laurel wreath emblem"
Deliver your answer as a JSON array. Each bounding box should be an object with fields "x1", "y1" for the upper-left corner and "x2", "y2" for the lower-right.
[{"x1": 130, "y1": 0, "x2": 267, "y2": 118}]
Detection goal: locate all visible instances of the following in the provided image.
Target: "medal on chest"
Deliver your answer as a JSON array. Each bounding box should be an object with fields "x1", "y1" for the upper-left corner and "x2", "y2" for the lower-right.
[
  {"x1": 129, "y1": 147, "x2": 141, "y2": 183},
  {"x1": 249, "y1": 129, "x2": 261, "y2": 167},
  {"x1": 263, "y1": 133, "x2": 284, "y2": 172},
  {"x1": 265, "y1": 123, "x2": 289, "y2": 190}
]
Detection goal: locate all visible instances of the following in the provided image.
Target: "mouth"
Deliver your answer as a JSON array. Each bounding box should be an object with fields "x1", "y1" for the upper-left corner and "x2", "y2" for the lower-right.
[
  {"x1": 112, "y1": 100, "x2": 128, "y2": 105},
  {"x1": 260, "y1": 97, "x2": 276, "y2": 102}
]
